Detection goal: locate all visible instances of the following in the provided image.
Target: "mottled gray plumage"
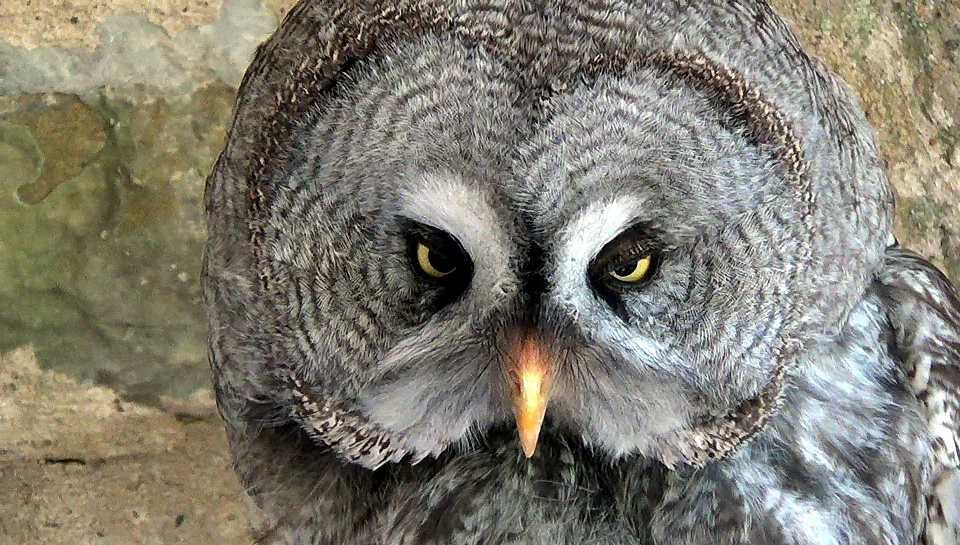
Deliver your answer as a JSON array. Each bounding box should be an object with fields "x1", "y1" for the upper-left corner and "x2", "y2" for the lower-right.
[{"x1": 202, "y1": 1, "x2": 960, "y2": 543}]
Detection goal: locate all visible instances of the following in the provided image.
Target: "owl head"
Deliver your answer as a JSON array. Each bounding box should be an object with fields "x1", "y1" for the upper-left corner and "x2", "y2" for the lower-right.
[{"x1": 205, "y1": 0, "x2": 893, "y2": 471}]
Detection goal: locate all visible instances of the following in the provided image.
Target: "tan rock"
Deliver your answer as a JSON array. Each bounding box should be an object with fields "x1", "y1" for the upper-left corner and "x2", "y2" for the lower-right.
[
  {"x1": 0, "y1": 347, "x2": 252, "y2": 544},
  {"x1": 0, "y1": 0, "x2": 223, "y2": 51},
  {"x1": 0, "y1": 0, "x2": 300, "y2": 51}
]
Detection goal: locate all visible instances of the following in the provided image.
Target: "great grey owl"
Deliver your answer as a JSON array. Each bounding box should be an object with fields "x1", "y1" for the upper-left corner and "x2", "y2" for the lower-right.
[{"x1": 201, "y1": 0, "x2": 960, "y2": 543}]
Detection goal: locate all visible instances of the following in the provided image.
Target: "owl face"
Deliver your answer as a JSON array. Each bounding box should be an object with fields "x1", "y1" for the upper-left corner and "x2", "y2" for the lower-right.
[{"x1": 262, "y1": 34, "x2": 823, "y2": 469}]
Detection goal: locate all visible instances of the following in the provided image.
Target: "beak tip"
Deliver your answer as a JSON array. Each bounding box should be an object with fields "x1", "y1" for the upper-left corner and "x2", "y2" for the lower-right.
[
  {"x1": 511, "y1": 333, "x2": 551, "y2": 461},
  {"x1": 517, "y1": 419, "x2": 543, "y2": 458}
]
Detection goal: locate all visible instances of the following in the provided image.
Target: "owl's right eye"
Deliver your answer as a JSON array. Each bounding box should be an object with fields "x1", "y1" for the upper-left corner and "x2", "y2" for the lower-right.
[
  {"x1": 415, "y1": 242, "x2": 458, "y2": 278},
  {"x1": 405, "y1": 224, "x2": 473, "y2": 286}
]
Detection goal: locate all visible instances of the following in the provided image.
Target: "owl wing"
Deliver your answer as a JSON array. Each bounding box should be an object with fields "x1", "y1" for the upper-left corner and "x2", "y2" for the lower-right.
[{"x1": 877, "y1": 244, "x2": 960, "y2": 545}]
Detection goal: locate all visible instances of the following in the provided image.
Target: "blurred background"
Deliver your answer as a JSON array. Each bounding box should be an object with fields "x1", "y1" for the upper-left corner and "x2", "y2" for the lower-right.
[{"x1": 1, "y1": 0, "x2": 958, "y2": 543}]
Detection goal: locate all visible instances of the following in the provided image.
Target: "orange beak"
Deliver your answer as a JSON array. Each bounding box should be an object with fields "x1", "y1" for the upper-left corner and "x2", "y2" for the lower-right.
[{"x1": 510, "y1": 334, "x2": 553, "y2": 458}]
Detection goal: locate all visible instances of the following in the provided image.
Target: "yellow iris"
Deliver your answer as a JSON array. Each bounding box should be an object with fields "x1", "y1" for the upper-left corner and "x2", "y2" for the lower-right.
[
  {"x1": 416, "y1": 243, "x2": 455, "y2": 278},
  {"x1": 609, "y1": 255, "x2": 652, "y2": 283}
]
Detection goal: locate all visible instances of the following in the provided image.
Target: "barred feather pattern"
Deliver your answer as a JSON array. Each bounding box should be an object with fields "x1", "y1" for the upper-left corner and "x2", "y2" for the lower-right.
[{"x1": 878, "y1": 245, "x2": 960, "y2": 545}]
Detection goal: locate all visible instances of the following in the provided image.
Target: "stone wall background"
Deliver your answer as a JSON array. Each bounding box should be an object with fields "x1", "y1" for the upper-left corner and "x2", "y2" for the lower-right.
[{"x1": 1, "y1": 1, "x2": 957, "y2": 543}]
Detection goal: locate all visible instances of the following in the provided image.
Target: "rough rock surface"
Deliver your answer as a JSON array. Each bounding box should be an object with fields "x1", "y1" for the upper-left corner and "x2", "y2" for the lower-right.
[{"x1": 0, "y1": 347, "x2": 251, "y2": 544}]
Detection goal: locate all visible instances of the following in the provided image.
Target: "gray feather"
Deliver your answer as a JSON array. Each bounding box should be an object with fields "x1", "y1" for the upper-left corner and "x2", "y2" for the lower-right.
[{"x1": 878, "y1": 247, "x2": 960, "y2": 545}]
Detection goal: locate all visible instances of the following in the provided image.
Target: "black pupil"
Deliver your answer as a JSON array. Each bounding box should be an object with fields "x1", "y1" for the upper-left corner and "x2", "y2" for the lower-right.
[
  {"x1": 613, "y1": 261, "x2": 637, "y2": 277},
  {"x1": 429, "y1": 247, "x2": 456, "y2": 274}
]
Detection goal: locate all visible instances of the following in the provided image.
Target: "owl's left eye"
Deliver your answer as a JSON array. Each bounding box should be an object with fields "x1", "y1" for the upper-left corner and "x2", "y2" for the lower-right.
[
  {"x1": 609, "y1": 255, "x2": 654, "y2": 283},
  {"x1": 589, "y1": 224, "x2": 662, "y2": 294}
]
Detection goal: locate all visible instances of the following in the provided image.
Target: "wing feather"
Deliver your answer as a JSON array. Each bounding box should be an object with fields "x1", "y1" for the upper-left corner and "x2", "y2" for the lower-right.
[{"x1": 878, "y1": 246, "x2": 960, "y2": 545}]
